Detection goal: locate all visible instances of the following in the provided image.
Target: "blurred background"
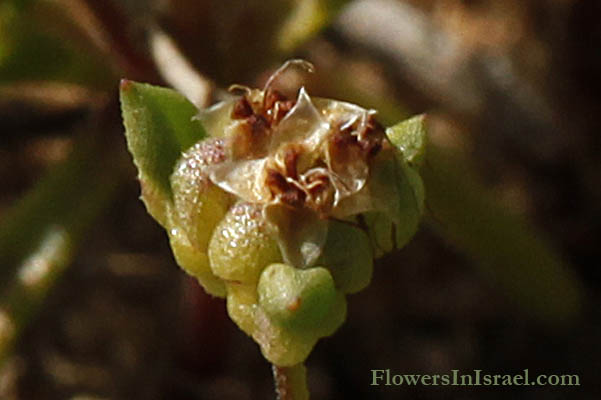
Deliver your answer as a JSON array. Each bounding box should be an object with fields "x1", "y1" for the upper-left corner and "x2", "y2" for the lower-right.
[{"x1": 1, "y1": 0, "x2": 600, "y2": 398}]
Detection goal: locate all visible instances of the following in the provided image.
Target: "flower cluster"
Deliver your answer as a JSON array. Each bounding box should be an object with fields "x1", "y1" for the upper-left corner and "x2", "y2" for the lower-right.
[{"x1": 122, "y1": 61, "x2": 425, "y2": 366}]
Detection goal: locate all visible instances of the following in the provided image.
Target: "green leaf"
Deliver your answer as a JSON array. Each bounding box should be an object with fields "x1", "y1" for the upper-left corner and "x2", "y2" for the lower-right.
[
  {"x1": 120, "y1": 80, "x2": 207, "y2": 226},
  {"x1": 386, "y1": 114, "x2": 427, "y2": 167}
]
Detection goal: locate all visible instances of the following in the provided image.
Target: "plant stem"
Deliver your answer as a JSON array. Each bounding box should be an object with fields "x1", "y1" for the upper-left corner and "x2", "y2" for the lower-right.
[{"x1": 272, "y1": 363, "x2": 310, "y2": 400}]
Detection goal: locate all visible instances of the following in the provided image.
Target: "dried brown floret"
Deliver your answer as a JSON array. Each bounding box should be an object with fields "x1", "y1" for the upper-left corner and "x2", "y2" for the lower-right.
[
  {"x1": 231, "y1": 113, "x2": 271, "y2": 159},
  {"x1": 248, "y1": 113, "x2": 270, "y2": 136},
  {"x1": 331, "y1": 115, "x2": 385, "y2": 163},
  {"x1": 304, "y1": 171, "x2": 334, "y2": 216},
  {"x1": 358, "y1": 116, "x2": 385, "y2": 157},
  {"x1": 266, "y1": 168, "x2": 307, "y2": 208},
  {"x1": 264, "y1": 89, "x2": 296, "y2": 126},
  {"x1": 263, "y1": 88, "x2": 287, "y2": 112},
  {"x1": 283, "y1": 144, "x2": 302, "y2": 179},
  {"x1": 231, "y1": 96, "x2": 253, "y2": 120},
  {"x1": 229, "y1": 89, "x2": 298, "y2": 160}
]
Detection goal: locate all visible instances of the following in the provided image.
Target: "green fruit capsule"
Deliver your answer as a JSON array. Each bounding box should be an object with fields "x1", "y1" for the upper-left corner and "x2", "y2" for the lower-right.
[
  {"x1": 209, "y1": 202, "x2": 282, "y2": 283},
  {"x1": 170, "y1": 139, "x2": 233, "y2": 252},
  {"x1": 318, "y1": 220, "x2": 373, "y2": 294},
  {"x1": 258, "y1": 263, "x2": 337, "y2": 331}
]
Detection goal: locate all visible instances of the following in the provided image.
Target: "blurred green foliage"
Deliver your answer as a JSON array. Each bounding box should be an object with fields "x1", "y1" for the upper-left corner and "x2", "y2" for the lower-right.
[
  {"x1": 0, "y1": 0, "x2": 113, "y2": 88},
  {"x1": 422, "y1": 143, "x2": 584, "y2": 323}
]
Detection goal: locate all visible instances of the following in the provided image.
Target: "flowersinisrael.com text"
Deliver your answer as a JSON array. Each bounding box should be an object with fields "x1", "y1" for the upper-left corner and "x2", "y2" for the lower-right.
[{"x1": 371, "y1": 369, "x2": 580, "y2": 387}]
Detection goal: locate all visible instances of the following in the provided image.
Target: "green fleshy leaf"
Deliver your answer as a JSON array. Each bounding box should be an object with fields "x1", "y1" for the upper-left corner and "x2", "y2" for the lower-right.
[
  {"x1": 386, "y1": 114, "x2": 427, "y2": 167},
  {"x1": 119, "y1": 80, "x2": 206, "y2": 226}
]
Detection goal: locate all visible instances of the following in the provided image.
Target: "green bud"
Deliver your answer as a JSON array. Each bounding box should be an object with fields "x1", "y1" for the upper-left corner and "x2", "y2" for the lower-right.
[
  {"x1": 225, "y1": 281, "x2": 318, "y2": 367},
  {"x1": 209, "y1": 202, "x2": 282, "y2": 283},
  {"x1": 170, "y1": 139, "x2": 233, "y2": 252},
  {"x1": 258, "y1": 263, "x2": 336, "y2": 331}
]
